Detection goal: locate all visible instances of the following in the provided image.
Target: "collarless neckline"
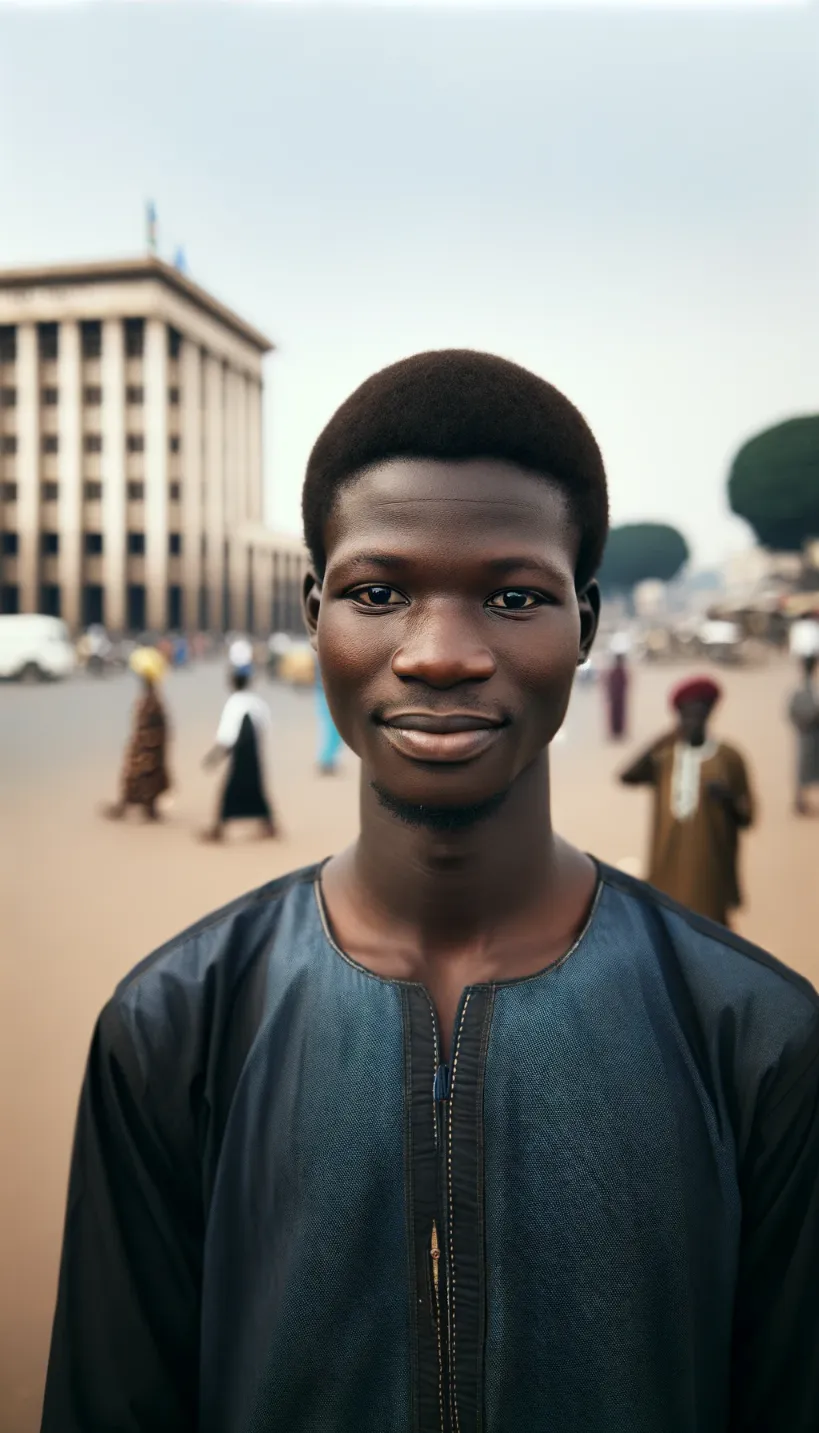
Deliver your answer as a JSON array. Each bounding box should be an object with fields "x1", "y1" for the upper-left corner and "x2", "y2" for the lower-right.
[{"x1": 311, "y1": 860, "x2": 604, "y2": 992}]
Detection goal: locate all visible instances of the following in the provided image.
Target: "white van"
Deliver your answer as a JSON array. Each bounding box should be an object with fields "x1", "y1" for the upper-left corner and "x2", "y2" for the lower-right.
[{"x1": 0, "y1": 614, "x2": 76, "y2": 682}]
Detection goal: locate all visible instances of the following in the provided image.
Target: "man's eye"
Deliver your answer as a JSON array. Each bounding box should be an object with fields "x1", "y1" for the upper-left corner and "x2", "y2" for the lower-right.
[
  {"x1": 486, "y1": 589, "x2": 543, "y2": 611},
  {"x1": 351, "y1": 585, "x2": 406, "y2": 607}
]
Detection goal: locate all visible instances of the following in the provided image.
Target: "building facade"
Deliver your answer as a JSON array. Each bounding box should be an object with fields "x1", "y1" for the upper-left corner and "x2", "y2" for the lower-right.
[{"x1": 0, "y1": 257, "x2": 308, "y2": 635}]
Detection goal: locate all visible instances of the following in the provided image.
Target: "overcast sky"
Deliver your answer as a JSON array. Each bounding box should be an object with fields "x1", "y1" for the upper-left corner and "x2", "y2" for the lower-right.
[{"x1": 1, "y1": 1, "x2": 816, "y2": 566}]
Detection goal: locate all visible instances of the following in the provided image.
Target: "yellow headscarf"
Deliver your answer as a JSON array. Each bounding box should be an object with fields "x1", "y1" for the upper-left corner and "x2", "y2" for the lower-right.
[{"x1": 129, "y1": 646, "x2": 168, "y2": 685}]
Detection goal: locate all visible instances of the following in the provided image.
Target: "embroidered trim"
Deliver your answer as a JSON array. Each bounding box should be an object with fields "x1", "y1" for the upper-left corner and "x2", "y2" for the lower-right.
[{"x1": 670, "y1": 740, "x2": 718, "y2": 822}]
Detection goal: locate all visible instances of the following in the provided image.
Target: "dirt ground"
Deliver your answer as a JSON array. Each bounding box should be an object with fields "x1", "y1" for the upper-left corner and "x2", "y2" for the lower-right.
[{"x1": 1, "y1": 655, "x2": 816, "y2": 1431}]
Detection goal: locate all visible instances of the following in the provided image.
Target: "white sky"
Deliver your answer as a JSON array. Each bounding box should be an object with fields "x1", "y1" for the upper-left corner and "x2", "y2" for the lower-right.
[{"x1": 1, "y1": 2, "x2": 817, "y2": 565}]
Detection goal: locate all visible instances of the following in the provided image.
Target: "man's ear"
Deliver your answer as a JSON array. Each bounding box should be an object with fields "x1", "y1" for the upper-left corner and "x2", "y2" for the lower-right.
[
  {"x1": 577, "y1": 580, "x2": 601, "y2": 664},
  {"x1": 302, "y1": 570, "x2": 322, "y2": 651}
]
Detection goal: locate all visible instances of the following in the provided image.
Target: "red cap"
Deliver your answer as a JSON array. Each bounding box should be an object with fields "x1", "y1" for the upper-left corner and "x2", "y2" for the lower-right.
[{"x1": 670, "y1": 676, "x2": 722, "y2": 712}]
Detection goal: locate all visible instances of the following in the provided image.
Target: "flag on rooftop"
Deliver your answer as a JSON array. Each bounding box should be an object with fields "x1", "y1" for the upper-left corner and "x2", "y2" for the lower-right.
[{"x1": 146, "y1": 201, "x2": 157, "y2": 255}]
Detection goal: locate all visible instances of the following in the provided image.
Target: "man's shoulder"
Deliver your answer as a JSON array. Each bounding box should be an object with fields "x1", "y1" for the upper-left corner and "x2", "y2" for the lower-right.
[
  {"x1": 713, "y1": 737, "x2": 750, "y2": 770},
  {"x1": 597, "y1": 862, "x2": 819, "y2": 1059},
  {"x1": 108, "y1": 863, "x2": 322, "y2": 1024}
]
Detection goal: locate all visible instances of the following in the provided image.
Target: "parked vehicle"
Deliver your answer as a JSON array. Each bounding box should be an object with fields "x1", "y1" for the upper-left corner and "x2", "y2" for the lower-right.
[
  {"x1": 0, "y1": 614, "x2": 76, "y2": 682},
  {"x1": 698, "y1": 619, "x2": 743, "y2": 665}
]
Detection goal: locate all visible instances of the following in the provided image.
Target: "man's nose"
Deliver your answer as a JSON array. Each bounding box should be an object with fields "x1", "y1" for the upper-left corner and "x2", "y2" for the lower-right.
[{"x1": 391, "y1": 603, "x2": 496, "y2": 688}]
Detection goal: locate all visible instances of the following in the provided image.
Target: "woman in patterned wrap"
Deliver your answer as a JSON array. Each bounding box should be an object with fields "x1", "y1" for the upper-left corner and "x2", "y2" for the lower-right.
[{"x1": 104, "y1": 646, "x2": 171, "y2": 821}]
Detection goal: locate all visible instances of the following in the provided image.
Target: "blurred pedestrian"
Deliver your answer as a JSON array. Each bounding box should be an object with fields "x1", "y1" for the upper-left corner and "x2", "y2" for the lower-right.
[
  {"x1": 604, "y1": 651, "x2": 630, "y2": 740},
  {"x1": 267, "y1": 631, "x2": 293, "y2": 681},
  {"x1": 228, "y1": 636, "x2": 254, "y2": 673},
  {"x1": 789, "y1": 655, "x2": 819, "y2": 816},
  {"x1": 201, "y1": 658, "x2": 278, "y2": 842},
  {"x1": 316, "y1": 669, "x2": 343, "y2": 775},
  {"x1": 620, "y1": 675, "x2": 755, "y2": 926},
  {"x1": 81, "y1": 624, "x2": 112, "y2": 676},
  {"x1": 104, "y1": 646, "x2": 170, "y2": 822}
]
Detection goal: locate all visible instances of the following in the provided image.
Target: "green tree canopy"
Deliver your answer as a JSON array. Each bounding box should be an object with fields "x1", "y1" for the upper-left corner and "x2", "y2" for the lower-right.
[
  {"x1": 597, "y1": 523, "x2": 689, "y2": 593},
  {"x1": 728, "y1": 416, "x2": 819, "y2": 552}
]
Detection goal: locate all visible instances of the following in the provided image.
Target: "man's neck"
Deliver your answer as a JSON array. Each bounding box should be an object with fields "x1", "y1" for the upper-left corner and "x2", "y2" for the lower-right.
[
  {"x1": 336, "y1": 753, "x2": 576, "y2": 953},
  {"x1": 320, "y1": 753, "x2": 597, "y2": 1046}
]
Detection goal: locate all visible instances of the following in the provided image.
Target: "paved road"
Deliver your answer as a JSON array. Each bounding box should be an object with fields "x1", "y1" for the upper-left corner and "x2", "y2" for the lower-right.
[{"x1": 1, "y1": 656, "x2": 816, "y2": 1430}]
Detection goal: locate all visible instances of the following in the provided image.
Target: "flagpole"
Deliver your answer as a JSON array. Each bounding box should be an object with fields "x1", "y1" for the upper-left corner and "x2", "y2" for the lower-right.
[{"x1": 146, "y1": 201, "x2": 157, "y2": 256}]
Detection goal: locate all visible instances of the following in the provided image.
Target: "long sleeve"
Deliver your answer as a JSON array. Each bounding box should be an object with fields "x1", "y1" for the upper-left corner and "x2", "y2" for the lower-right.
[
  {"x1": 40, "y1": 998, "x2": 203, "y2": 1432},
  {"x1": 619, "y1": 737, "x2": 667, "y2": 787},
  {"x1": 730, "y1": 1023, "x2": 819, "y2": 1431},
  {"x1": 720, "y1": 746, "x2": 756, "y2": 829}
]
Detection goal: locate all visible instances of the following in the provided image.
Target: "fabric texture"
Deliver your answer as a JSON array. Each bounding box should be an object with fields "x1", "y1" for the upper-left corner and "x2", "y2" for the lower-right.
[
  {"x1": 121, "y1": 688, "x2": 170, "y2": 806},
  {"x1": 219, "y1": 714, "x2": 272, "y2": 822},
  {"x1": 42, "y1": 866, "x2": 819, "y2": 1433},
  {"x1": 670, "y1": 738, "x2": 718, "y2": 820},
  {"x1": 670, "y1": 676, "x2": 721, "y2": 712}
]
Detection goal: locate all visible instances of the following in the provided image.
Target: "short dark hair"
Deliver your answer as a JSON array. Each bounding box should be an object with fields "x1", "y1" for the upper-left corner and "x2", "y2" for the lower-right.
[{"x1": 302, "y1": 349, "x2": 609, "y2": 589}]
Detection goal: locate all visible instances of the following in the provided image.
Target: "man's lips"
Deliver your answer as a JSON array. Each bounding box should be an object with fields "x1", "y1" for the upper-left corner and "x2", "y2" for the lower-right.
[{"x1": 377, "y1": 712, "x2": 507, "y2": 763}]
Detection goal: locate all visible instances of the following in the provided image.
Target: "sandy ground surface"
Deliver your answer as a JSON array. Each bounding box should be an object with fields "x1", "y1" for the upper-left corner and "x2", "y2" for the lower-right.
[{"x1": 1, "y1": 655, "x2": 816, "y2": 1430}]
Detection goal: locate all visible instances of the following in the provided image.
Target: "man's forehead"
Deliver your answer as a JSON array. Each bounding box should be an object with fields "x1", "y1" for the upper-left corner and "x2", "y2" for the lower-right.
[{"x1": 333, "y1": 457, "x2": 571, "y2": 525}]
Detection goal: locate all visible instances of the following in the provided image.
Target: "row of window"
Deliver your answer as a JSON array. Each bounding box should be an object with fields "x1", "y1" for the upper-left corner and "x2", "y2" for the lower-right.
[
  {"x1": 0, "y1": 434, "x2": 182, "y2": 455},
  {"x1": 0, "y1": 321, "x2": 184, "y2": 363},
  {"x1": 0, "y1": 482, "x2": 182, "y2": 503},
  {"x1": 2, "y1": 581, "x2": 302, "y2": 635},
  {"x1": 0, "y1": 584, "x2": 184, "y2": 628},
  {"x1": 1, "y1": 531, "x2": 184, "y2": 557},
  {"x1": 0, "y1": 386, "x2": 181, "y2": 407}
]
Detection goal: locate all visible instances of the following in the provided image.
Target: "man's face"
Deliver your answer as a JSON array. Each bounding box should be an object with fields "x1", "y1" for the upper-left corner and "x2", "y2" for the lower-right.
[
  {"x1": 677, "y1": 700, "x2": 712, "y2": 747},
  {"x1": 305, "y1": 458, "x2": 598, "y2": 817}
]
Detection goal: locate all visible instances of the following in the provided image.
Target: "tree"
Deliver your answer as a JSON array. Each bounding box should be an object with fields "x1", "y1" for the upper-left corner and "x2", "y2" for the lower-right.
[
  {"x1": 728, "y1": 416, "x2": 819, "y2": 552},
  {"x1": 597, "y1": 523, "x2": 689, "y2": 594}
]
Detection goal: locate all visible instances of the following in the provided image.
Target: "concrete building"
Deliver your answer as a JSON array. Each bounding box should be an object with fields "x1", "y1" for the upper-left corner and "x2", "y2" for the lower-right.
[{"x1": 0, "y1": 257, "x2": 308, "y2": 635}]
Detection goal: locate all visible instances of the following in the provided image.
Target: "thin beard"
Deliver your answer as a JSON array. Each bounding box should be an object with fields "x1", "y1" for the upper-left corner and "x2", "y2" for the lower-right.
[{"x1": 371, "y1": 782, "x2": 508, "y2": 833}]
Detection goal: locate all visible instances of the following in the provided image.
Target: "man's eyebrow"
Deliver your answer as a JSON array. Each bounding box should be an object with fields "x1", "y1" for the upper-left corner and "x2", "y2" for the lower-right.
[
  {"x1": 481, "y1": 556, "x2": 560, "y2": 574},
  {"x1": 338, "y1": 553, "x2": 411, "y2": 570}
]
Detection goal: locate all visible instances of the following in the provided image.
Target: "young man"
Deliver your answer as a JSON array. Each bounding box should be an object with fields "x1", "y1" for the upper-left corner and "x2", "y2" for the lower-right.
[
  {"x1": 620, "y1": 676, "x2": 755, "y2": 927},
  {"x1": 42, "y1": 352, "x2": 818, "y2": 1433}
]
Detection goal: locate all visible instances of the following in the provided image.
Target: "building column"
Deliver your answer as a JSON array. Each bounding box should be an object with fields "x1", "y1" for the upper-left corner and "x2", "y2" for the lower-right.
[
  {"x1": 101, "y1": 318, "x2": 126, "y2": 633},
  {"x1": 247, "y1": 377, "x2": 263, "y2": 524},
  {"x1": 180, "y1": 339, "x2": 202, "y2": 633},
  {"x1": 57, "y1": 321, "x2": 82, "y2": 632},
  {"x1": 235, "y1": 539, "x2": 250, "y2": 633},
  {"x1": 236, "y1": 371, "x2": 249, "y2": 524},
  {"x1": 225, "y1": 368, "x2": 248, "y2": 627},
  {"x1": 252, "y1": 541, "x2": 271, "y2": 638},
  {"x1": 204, "y1": 354, "x2": 225, "y2": 630},
  {"x1": 144, "y1": 317, "x2": 168, "y2": 632},
  {"x1": 223, "y1": 366, "x2": 238, "y2": 529},
  {"x1": 16, "y1": 324, "x2": 39, "y2": 615}
]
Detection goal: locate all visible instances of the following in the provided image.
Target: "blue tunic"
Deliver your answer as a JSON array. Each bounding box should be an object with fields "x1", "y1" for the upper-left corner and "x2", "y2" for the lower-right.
[{"x1": 42, "y1": 863, "x2": 819, "y2": 1432}]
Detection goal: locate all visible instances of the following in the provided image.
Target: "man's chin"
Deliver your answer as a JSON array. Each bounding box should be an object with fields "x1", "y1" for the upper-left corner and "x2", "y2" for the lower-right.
[{"x1": 370, "y1": 781, "x2": 509, "y2": 833}]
